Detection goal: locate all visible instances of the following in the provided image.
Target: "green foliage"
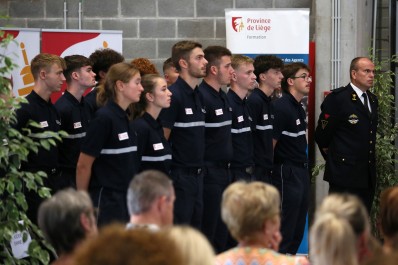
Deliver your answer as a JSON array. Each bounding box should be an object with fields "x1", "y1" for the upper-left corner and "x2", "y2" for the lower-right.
[
  {"x1": 0, "y1": 30, "x2": 59, "y2": 264},
  {"x1": 370, "y1": 54, "x2": 398, "y2": 238}
]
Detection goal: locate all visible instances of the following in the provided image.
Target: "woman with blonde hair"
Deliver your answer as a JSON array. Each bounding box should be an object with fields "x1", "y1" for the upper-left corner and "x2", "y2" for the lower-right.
[
  {"x1": 217, "y1": 181, "x2": 309, "y2": 265},
  {"x1": 131, "y1": 74, "x2": 172, "y2": 174},
  {"x1": 76, "y1": 62, "x2": 143, "y2": 226},
  {"x1": 162, "y1": 225, "x2": 215, "y2": 265},
  {"x1": 310, "y1": 194, "x2": 375, "y2": 265}
]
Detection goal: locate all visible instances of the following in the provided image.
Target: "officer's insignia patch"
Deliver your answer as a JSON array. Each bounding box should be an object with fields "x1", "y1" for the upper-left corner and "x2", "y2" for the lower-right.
[
  {"x1": 348, "y1": 114, "x2": 359, "y2": 124},
  {"x1": 351, "y1": 93, "x2": 357, "y2": 101},
  {"x1": 321, "y1": 120, "x2": 328, "y2": 129}
]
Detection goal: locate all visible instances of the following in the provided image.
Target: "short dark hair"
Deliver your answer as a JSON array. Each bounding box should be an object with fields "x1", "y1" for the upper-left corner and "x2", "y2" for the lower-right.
[
  {"x1": 88, "y1": 48, "x2": 124, "y2": 81},
  {"x1": 171, "y1": 40, "x2": 202, "y2": 71},
  {"x1": 37, "y1": 189, "x2": 94, "y2": 255},
  {"x1": 63, "y1": 55, "x2": 93, "y2": 84},
  {"x1": 349, "y1": 57, "x2": 370, "y2": 79},
  {"x1": 281, "y1": 62, "x2": 310, "y2": 92},
  {"x1": 163, "y1": 57, "x2": 175, "y2": 73},
  {"x1": 203, "y1": 46, "x2": 232, "y2": 75},
  {"x1": 253, "y1": 55, "x2": 284, "y2": 83}
]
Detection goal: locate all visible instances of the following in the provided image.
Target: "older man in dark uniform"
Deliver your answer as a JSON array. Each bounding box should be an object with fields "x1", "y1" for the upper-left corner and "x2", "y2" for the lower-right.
[{"x1": 315, "y1": 57, "x2": 377, "y2": 212}]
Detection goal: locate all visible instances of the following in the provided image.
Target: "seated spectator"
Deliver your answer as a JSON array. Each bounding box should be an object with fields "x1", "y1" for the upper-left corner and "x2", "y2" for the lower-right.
[
  {"x1": 310, "y1": 194, "x2": 374, "y2": 265},
  {"x1": 73, "y1": 224, "x2": 183, "y2": 265},
  {"x1": 379, "y1": 186, "x2": 398, "y2": 253},
  {"x1": 216, "y1": 181, "x2": 309, "y2": 265},
  {"x1": 126, "y1": 170, "x2": 175, "y2": 230},
  {"x1": 38, "y1": 188, "x2": 98, "y2": 265},
  {"x1": 163, "y1": 225, "x2": 215, "y2": 265}
]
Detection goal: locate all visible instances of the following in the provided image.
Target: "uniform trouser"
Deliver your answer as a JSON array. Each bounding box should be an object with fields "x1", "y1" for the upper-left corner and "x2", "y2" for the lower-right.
[
  {"x1": 272, "y1": 162, "x2": 309, "y2": 254},
  {"x1": 170, "y1": 167, "x2": 204, "y2": 230},
  {"x1": 23, "y1": 168, "x2": 62, "y2": 225},
  {"x1": 253, "y1": 166, "x2": 273, "y2": 183},
  {"x1": 329, "y1": 183, "x2": 375, "y2": 213},
  {"x1": 202, "y1": 165, "x2": 231, "y2": 253},
  {"x1": 59, "y1": 167, "x2": 77, "y2": 189},
  {"x1": 90, "y1": 187, "x2": 129, "y2": 227}
]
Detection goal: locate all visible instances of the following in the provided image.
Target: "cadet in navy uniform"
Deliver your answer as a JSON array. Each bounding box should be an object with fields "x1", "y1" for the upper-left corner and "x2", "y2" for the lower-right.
[
  {"x1": 55, "y1": 55, "x2": 96, "y2": 188},
  {"x1": 13, "y1": 53, "x2": 66, "y2": 224},
  {"x1": 198, "y1": 46, "x2": 234, "y2": 252},
  {"x1": 76, "y1": 63, "x2": 143, "y2": 226},
  {"x1": 228, "y1": 55, "x2": 257, "y2": 182},
  {"x1": 272, "y1": 62, "x2": 312, "y2": 254},
  {"x1": 315, "y1": 57, "x2": 377, "y2": 212},
  {"x1": 248, "y1": 55, "x2": 284, "y2": 183},
  {"x1": 132, "y1": 74, "x2": 172, "y2": 174},
  {"x1": 85, "y1": 48, "x2": 124, "y2": 115},
  {"x1": 159, "y1": 40, "x2": 208, "y2": 229}
]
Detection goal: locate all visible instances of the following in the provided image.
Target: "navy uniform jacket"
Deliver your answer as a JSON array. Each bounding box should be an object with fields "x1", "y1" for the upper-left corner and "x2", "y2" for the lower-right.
[{"x1": 315, "y1": 84, "x2": 378, "y2": 189}]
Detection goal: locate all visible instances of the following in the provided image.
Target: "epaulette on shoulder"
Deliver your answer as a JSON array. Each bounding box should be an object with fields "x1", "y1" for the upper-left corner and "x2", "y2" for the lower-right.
[{"x1": 331, "y1": 86, "x2": 345, "y2": 94}]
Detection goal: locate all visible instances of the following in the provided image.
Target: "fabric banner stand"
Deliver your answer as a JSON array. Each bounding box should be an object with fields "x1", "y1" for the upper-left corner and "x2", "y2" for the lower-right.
[
  {"x1": 0, "y1": 28, "x2": 41, "y2": 98},
  {"x1": 41, "y1": 29, "x2": 123, "y2": 102},
  {"x1": 225, "y1": 8, "x2": 310, "y2": 255}
]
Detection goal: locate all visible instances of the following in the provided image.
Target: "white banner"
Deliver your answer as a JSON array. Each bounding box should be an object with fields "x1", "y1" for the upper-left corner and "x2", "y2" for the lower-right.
[
  {"x1": 225, "y1": 8, "x2": 309, "y2": 63},
  {"x1": 0, "y1": 28, "x2": 41, "y2": 97}
]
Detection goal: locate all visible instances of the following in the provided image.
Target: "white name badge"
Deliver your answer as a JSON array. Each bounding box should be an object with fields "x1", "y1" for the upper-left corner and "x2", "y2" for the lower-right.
[
  {"x1": 40, "y1": 121, "x2": 48, "y2": 128},
  {"x1": 118, "y1": 132, "x2": 129, "y2": 141},
  {"x1": 73, "y1": 121, "x2": 82, "y2": 129},
  {"x1": 153, "y1": 143, "x2": 164, "y2": 151},
  {"x1": 263, "y1": 114, "x2": 268, "y2": 120},
  {"x1": 296, "y1": 119, "x2": 301, "y2": 125},
  {"x1": 215, "y1": 109, "x2": 223, "y2": 116},
  {"x1": 185, "y1": 108, "x2": 193, "y2": 115},
  {"x1": 238, "y1": 115, "x2": 244, "y2": 123}
]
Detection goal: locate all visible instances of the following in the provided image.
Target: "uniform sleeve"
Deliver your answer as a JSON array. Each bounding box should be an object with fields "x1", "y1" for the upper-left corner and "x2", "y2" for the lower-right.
[
  {"x1": 80, "y1": 114, "x2": 111, "y2": 157},
  {"x1": 315, "y1": 93, "x2": 341, "y2": 151},
  {"x1": 13, "y1": 104, "x2": 31, "y2": 132},
  {"x1": 272, "y1": 101, "x2": 288, "y2": 141},
  {"x1": 247, "y1": 97, "x2": 259, "y2": 131},
  {"x1": 159, "y1": 92, "x2": 179, "y2": 129}
]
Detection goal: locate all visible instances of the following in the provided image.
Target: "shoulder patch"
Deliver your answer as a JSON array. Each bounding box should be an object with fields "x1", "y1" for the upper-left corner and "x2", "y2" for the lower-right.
[{"x1": 331, "y1": 86, "x2": 345, "y2": 94}]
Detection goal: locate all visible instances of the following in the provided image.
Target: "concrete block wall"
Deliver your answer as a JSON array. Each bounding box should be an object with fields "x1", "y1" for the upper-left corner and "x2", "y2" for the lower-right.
[{"x1": 0, "y1": 0, "x2": 313, "y2": 72}]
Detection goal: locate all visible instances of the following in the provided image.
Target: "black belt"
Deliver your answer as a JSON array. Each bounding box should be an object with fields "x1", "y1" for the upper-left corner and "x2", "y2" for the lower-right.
[
  {"x1": 172, "y1": 166, "x2": 203, "y2": 175},
  {"x1": 23, "y1": 166, "x2": 60, "y2": 176},
  {"x1": 231, "y1": 166, "x2": 255, "y2": 175},
  {"x1": 278, "y1": 160, "x2": 308, "y2": 169},
  {"x1": 204, "y1": 161, "x2": 230, "y2": 169}
]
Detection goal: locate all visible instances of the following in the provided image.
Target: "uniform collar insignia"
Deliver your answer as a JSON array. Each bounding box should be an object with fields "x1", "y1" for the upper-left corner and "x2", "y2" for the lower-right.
[
  {"x1": 321, "y1": 120, "x2": 328, "y2": 129},
  {"x1": 351, "y1": 93, "x2": 357, "y2": 101}
]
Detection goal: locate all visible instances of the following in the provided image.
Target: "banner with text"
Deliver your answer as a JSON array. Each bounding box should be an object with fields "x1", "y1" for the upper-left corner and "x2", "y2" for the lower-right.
[{"x1": 225, "y1": 8, "x2": 309, "y2": 63}]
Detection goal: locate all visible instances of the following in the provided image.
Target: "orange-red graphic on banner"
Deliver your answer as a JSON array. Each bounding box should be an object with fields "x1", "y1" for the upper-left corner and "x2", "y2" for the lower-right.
[{"x1": 18, "y1": 42, "x2": 34, "y2": 96}]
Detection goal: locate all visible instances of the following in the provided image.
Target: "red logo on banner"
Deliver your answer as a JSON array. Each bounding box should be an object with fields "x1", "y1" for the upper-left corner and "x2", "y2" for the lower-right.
[{"x1": 232, "y1": 17, "x2": 244, "y2": 32}]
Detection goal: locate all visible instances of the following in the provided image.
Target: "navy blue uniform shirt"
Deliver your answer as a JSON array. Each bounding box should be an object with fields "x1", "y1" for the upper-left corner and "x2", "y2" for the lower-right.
[
  {"x1": 227, "y1": 89, "x2": 254, "y2": 168},
  {"x1": 81, "y1": 100, "x2": 140, "y2": 191},
  {"x1": 159, "y1": 77, "x2": 205, "y2": 168},
  {"x1": 198, "y1": 81, "x2": 233, "y2": 162},
  {"x1": 14, "y1": 90, "x2": 61, "y2": 170},
  {"x1": 247, "y1": 88, "x2": 274, "y2": 170},
  {"x1": 84, "y1": 87, "x2": 98, "y2": 117},
  {"x1": 55, "y1": 90, "x2": 92, "y2": 171},
  {"x1": 132, "y1": 112, "x2": 172, "y2": 175},
  {"x1": 272, "y1": 92, "x2": 307, "y2": 163}
]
